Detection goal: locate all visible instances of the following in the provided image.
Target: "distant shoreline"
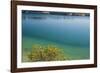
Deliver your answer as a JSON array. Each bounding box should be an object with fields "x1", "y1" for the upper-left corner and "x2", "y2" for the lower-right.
[{"x1": 22, "y1": 10, "x2": 90, "y2": 16}]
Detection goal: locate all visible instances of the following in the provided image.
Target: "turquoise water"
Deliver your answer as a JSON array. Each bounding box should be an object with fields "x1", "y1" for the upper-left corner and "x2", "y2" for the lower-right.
[{"x1": 22, "y1": 10, "x2": 90, "y2": 62}]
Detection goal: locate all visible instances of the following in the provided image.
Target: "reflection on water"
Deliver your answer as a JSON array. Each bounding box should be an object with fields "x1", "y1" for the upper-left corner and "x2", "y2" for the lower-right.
[
  {"x1": 23, "y1": 15, "x2": 47, "y2": 20},
  {"x1": 22, "y1": 13, "x2": 85, "y2": 20},
  {"x1": 22, "y1": 10, "x2": 90, "y2": 20}
]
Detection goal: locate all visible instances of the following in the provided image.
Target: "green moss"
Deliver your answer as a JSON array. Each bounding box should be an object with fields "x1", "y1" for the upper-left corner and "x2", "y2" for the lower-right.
[{"x1": 27, "y1": 44, "x2": 69, "y2": 62}]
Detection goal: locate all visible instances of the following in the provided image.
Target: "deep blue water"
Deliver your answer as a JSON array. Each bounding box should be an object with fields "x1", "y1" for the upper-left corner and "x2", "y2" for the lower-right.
[
  {"x1": 22, "y1": 11, "x2": 90, "y2": 61},
  {"x1": 22, "y1": 12, "x2": 90, "y2": 48}
]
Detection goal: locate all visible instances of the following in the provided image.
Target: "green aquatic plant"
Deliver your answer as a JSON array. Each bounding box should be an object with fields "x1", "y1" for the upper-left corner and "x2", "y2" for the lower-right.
[{"x1": 27, "y1": 45, "x2": 68, "y2": 62}]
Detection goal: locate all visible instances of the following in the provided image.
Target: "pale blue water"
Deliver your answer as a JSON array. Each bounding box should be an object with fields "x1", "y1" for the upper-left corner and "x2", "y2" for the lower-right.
[{"x1": 22, "y1": 10, "x2": 90, "y2": 61}]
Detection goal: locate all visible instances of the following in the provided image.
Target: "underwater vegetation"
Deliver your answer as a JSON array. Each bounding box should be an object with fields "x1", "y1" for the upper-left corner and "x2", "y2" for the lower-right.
[{"x1": 27, "y1": 45, "x2": 69, "y2": 62}]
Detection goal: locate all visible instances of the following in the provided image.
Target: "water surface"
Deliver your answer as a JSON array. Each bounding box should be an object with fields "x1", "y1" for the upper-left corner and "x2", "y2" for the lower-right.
[{"x1": 22, "y1": 10, "x2": 90, "y2": 62}]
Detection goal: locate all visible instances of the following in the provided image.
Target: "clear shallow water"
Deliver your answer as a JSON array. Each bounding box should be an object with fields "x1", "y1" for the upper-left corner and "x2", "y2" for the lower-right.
[{"x1": 22, "y1": 11, "x2": 90, "y2": 62}]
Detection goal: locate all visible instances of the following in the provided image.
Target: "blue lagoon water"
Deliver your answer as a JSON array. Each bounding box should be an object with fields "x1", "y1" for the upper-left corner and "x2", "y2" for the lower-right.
[{"x1": 22, "y1": 11, "x2": 90, "y2": 62}]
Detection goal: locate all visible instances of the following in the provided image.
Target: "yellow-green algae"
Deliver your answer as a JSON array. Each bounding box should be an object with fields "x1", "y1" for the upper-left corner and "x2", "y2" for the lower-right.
[{"x1": 27, "y1": 44, "x2": 69, "y2": 62}]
